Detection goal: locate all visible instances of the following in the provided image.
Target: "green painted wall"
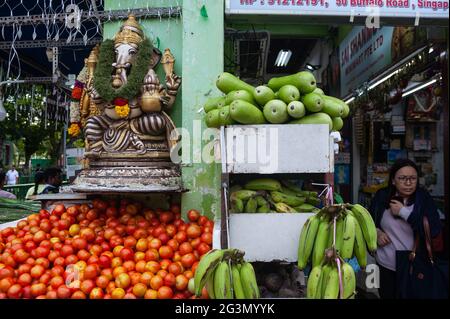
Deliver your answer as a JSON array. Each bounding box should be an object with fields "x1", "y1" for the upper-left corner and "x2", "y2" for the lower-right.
[
  {"x1": 180, "y1": 0, "x2": 223, "y2": 220},
  {"x1": 104, "y1": 0, "x2": 223, "y2": 220}
]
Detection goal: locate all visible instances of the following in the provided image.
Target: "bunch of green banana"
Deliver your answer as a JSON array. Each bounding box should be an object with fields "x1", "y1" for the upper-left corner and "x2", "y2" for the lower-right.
[
  {"x1": 306, "y1": 260, "x2": 356, "y2": 299},
  {"x1": 230, "y1": 179, "x2": 323, "y2": 214},
  {"x1": 230, "y1": 190, "x2": 271, "y2": 213},
  {"x1": 349, "y1": 204, "x2": 377, "y2": 253},
  {"x1": 194, "y1": 248, "x2": 260, "y2": 299},
  {"x1": 212, "y1": 260, "x2": 260, "y2": 299},
  {"x1": 297, "y1": 203, "x2": 377, "y2": 272}
]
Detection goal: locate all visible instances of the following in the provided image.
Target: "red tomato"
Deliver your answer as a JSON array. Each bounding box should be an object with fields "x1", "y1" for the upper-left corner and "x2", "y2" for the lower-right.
[
  {"x1": 187, "y1": 210, "x2": 200, "y2": 222},
  {"x1": 174, "y1": 231, "x2": 187, "y2": 244},
  {"x1": 180, "y1": 253, "x2": 196, "y2": 268},
  {"x1": 159, "y1": 211, "x2": 174, "y2": 224},
  {"x1": 186, "y1": 224, "x2": 202, "y2": 239},
  {"x1": 159, "y1": 246, "x2": 174, "y2": 260},
  {"x1": 197, "y1": 243, "x2": 211, "y2": 256},
  {"x1": 52, "y1": 204, "x2": 66, "y2": 217},
  {"x1": 157, "y1": 286, "x2": 173, "y2": 299},
  {"x1": 198, "y1": 216, "x2": 209, "y2": 226},
  {"x1": 175, "y1": 274, "x2": 189, "y2": 291},
  {"x1": 201, "y1": 232, "x2": 213, "y2": 245}
]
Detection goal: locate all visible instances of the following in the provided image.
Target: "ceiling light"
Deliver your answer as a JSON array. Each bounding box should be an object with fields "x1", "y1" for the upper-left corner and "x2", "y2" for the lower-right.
[
  {"x1": 344, "y1": 97, "x2": 355, "y2": 104},
  {"x1": 402, "y1": 78, "x2": 438, "y2": 98},
  {"x1": 274, "y1": 50, "x2": 292, "y2": 67},
  {"x1": 429, "y1": 47, "x2": 434, "y2": 54},
  {"x1": 305, "y1": 63, "x2": 321, "y2": 71}
]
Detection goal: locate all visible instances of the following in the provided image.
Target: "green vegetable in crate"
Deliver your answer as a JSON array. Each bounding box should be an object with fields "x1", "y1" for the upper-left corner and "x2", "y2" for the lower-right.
[
  {"x1": 216, "y1": 72, "x2": 255, "y2": 95},
  {"x1": 287, "y1": 101, "x2": 306, "y2": 119},
  {"x1": 245, "y1": 197, "x2": 258, "y2": 213},
  {"x1": 263, "y1": 99, "x2": 289, "y2": 124},
  {"x1": 290, "y1": 112, "x2": 333, "y2": 131},
  {"x1": 313, "y1": 88, "x2": 325, "y2": 95},
  {"x1": 225, "y1": 90, "x2": 256, "y2": 105},
  {"x1": 254, "y1": 195, "x2": 268, "y2": 207},
  {"x1": 321, "y1": 95, "x2": 345, "y2": 117},
  {"x1": 306, "y1": 196, "x2": 322, "y2": 206},
  {"x1": 342, "y1": 102, "x2": 350, "y2": 118},
  {"x1": 257, "y1": 203, "x2": 270, "y2": 213},
  {"x1": 274, "y1": 202, "x2": 297, "y2": 213},
  {"x1": 204, "y1": 96, "x2": 225, "y2": 113},
  {"x1": 301, "y1": 92, "x2": 324, "y2": 113},
  {"x1": 268, "y1": 71, "x2": 317, "y2": 94},
  {"x1": 231, "y1": 190, "x2": 258, "y2": 201},
  {"x1": 294, "y1": 203, "x2": 318, "y2": 212},
  {"x1": 230, "y1": 197, "x2": 244, "y2": 213},
  {"x1": 332, "y1": 117, "x2": 344, "y2": 131},
  {"x1": 280, "y1": 185, "x2": 303, "y2": 197},
  {"x1": 281, "y1": 181, "x2": 318, "y2": 198},
  {"x1": 219, "y1": 105, "x2": 236, "y2": 126},
  {"x1": 270, "y1": 191, "x2": 306, "y2": 207},
  {"x1": 253, "y1": 86, "x2": 275, "y2": 107},
  {"x1": 278, "y1": 85, "x2": 300, "y2": 104},
  {"x1": 205, "y1": 108, "x2": 221, "y2": 128},
  {"x1": 244, "y1": 178, "x2": 282, "y2": 191},
  {"x1": 229, "y1": 100, "x2": 266, "y2": 124},
  {"x1": 324, "y1": 95, "x2": 349, "y2": 118}
]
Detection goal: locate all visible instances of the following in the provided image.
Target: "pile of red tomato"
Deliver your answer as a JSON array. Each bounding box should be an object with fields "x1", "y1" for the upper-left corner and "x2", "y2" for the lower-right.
[{"x1": 0, "y1": 199, "x2": 214, "y2": 299}]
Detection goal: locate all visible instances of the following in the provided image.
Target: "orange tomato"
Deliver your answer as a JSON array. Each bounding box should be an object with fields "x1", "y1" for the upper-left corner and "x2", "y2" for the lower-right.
[
  {"x1": 187, "y1": 210, "x2": 200, "y2": 222},
  {"x1": 150, "y1": 275, "x2": 163, "y2": 290},
  {"x1": 157, "y1": 286, "x2": 173, "y2": 299}
]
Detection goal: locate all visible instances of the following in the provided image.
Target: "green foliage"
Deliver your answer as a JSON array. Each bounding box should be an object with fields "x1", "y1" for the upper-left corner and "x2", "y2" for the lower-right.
[{"x1": 0, "y1": 84, "x2": 63, "y2": 167}]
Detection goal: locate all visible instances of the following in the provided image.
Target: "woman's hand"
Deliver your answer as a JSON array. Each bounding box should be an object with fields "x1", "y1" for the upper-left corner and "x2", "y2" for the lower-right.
[
  {"x1": 376, "y1": 228, "x2": 391, "y2": 247},
  {"x1": 389, "y1": 199, "x2": 404, "y2": 216}
]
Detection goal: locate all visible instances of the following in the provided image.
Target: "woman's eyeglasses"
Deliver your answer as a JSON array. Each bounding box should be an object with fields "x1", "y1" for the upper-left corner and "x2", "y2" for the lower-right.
[{"x1": 397, "y1": 176, "x2": 418, "y2": 184}]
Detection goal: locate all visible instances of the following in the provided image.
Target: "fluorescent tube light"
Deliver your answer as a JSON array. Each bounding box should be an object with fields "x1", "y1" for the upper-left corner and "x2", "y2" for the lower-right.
[
  {"x1": 344, "y1": 97, "x2": 355, "y2": 104},
  {"x1": 275, "y1": 50, "x2": 292, "y2": 67},
  {"x1": 402, "y1": 78, "x2": 438, "y2": 98}
]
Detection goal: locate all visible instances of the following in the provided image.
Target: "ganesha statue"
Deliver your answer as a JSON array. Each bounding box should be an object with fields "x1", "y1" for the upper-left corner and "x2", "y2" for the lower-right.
[{"x1": 70, "y1": 15, "x2": 182, "y2": 192}]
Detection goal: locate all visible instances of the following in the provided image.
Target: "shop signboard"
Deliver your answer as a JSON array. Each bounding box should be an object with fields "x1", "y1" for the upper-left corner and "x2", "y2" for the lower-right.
[
  {"x1": 339, "y1": 26, "x2": 394, "y2": 96},
  {"x1": 66, "y1": 148, "x2": 84, "y2": 178},
  {"x1": 225, "y1": 0, "x2": 449, "y2": 19}
]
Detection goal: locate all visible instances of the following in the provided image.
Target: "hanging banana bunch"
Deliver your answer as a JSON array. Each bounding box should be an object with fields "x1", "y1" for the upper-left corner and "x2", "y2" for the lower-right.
[{"x1": 298, "y1": 203, "x2": 377, "y2": 299}]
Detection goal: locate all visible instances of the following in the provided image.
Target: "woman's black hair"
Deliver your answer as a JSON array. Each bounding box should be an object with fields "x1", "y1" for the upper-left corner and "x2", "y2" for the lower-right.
[
  {"x1": 33, "y1": 172, "x2": 46, "y2": 195},
  {"x1": 385, "y1": 158, "x2": 420, "y2": 209}
]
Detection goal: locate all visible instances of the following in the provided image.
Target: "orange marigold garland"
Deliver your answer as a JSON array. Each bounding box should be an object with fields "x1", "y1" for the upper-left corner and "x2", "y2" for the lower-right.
[
  {"x1": 68, "y1": 123, "x2": 81, "y2": 137},
  {"x1": 114, "y1": 97, "x2": 130, "y2": 118}
]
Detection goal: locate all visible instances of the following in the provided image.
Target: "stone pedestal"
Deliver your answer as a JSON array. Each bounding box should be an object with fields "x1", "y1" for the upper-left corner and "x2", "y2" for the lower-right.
[{"x1": 70, "y1": 162, "x2": 183, "y2": 193}]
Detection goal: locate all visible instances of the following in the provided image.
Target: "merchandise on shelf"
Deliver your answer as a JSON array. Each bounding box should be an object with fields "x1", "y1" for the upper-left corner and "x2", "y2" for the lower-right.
[
  {"x1": 0, "y1": 198, "x2": 214, "y2": 299},
  {"x1": 298, "y1": 203, "x2": 377, "y2": 299},
  {"x1": 203, "y1": 71, "x2": 350, "y2": 133},
  {"x1": 230, "y1": 178, "x2": 322, "y2": 214}
]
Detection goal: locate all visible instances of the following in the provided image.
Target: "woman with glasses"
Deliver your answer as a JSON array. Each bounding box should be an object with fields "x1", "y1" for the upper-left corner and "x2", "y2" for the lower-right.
[{"x1": 368, "y1": 158, "x2": 443, "y2": 299}]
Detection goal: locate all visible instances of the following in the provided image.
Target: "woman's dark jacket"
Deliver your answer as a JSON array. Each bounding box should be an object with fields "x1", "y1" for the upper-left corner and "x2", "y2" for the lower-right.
[{"x1": 369, "y1": 186, "x2": 442, "y2": 239}]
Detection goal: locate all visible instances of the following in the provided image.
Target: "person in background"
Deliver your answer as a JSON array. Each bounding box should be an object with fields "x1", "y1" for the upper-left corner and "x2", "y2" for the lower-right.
[
  {"x1": 25, "y1": 171, "x2": 46, "y2": 199},
  {"x1": 34, "y1": 163, "x2": 43, "y2": 173},
  {"x1": 0, "y1": 171, "x2": 17, "y2": 199},
  {"x1": 368, "y1": 158, "x2": 442, "y2": 299},
  {"x1": 5, "y1": 165, "x2": 19, "y2": 185},
  {"x1": 40, "y1": 167, "x2": 63, "y2": 194}
]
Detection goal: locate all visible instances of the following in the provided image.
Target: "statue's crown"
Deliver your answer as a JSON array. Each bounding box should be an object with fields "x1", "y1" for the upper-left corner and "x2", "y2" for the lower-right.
[{"x1": 114, "y1": 15, "x2": 144, "y2": 46}]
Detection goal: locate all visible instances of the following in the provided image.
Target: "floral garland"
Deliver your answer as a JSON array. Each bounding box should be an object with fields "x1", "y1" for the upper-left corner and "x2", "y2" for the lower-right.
[
  {"x1": 93, "y1": 38, "x2": 153, "y2": 108},
  {"x1": 68, "y1": 72, "x2": 87, "y2": 138}
]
